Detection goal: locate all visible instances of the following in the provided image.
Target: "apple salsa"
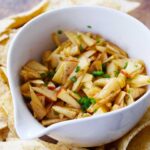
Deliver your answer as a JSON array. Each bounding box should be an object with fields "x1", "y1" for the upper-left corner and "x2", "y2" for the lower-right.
[{"x1": 20, "y1": 31, "x2": 150, "y2": 126}]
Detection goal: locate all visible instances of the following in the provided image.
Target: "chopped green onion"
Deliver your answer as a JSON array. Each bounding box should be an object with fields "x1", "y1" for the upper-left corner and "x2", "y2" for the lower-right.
[
  {"x1": 78, "y1": 96, "x2": 96, "y2": 112},
  {"x1": 57, "y1": 30, "x2": 63, "y2": 34},
  {"x1": 103, "y1": 74, "x2": 111, "y2": 78},
  {"x1": 47, "y1": 71, "x2": 55, "y2": 78},
  {"x1": 87, "y1": 25, "x2": 92, "y2": 29},
  {"x1": 40, "y1": 73, "x2": 47, "y2": 79},
  {"x1": 114, "y1": 70, "x2": 120, "y2": 77},
  {"x1": 75, "y1": 66, "x2": 80, "y2": 73},
  {"x1": 123, "y1": 62, "x2": 128, "y2": 69},
  {"x1": 79, "y1": 45, "x2": 84, "y2": 52},
  {"x1": 40, "y1": 71, "x2": 55, "y2": 79},
  {"x1": 94, "y1": 108, "x2": 98, "y2": 113},
  {"x1": 40, "y1": 71, "x2": 55, "y2": 86},
  {"x1": 102, "y1": 63, "x2": 107, "y2": 73},
  {"x1": 70, "y1": 76, "x2": 77, "y2": 82},
  {"x1": 92, "y1": 70, "x2": 104, "y2": 77},
  {"x1": 44, "y1": 81, "x2": 49, "y2": 86},
  {"x1": 91, "y1": 98, "x2": 96, "y2": 104}
]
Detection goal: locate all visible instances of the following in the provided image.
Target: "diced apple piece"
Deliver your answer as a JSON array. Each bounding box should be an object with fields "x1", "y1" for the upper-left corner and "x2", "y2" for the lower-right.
[
  {"x1": 83, "y1": 86, "x2": 101, "y2": 98},
  {"x1": 52, "y1": 33, "x2": 61, "y2": 46},
  {"x1": 42, "y1": 50, "x2": 52, "y2": 66},
  {"x1": 46, "y1": 109, "x2": 59, "y2": 119},
  {"x1": 64, "y1": 57, "x2": 89, "y2": 88},
  {"x1": 65, "y1": 31, "x2": 81, "y2": 45},
  {"x1": 48, "y1": 53, "x2": 62, "y2": 69},
  {"x1": 78, "y1": 56, "x2": 90, "y2": 70},
  {"x1": 20, "y1": 82, "x2": 30, "y2": 97},
  {"x1": 30, "y1": 86, "x2": 46, "y2": 120},
  {"x1": 107, "y1": 61, "x2": 118, "y2": 77},
  {"x1": 57, "y1": 88, "x2": 80, "y2": 109},
  {"x1": 67, "y1": 90, "x2": 81, "y2": 100},
  {"x1": 111, "y1": 104, "x2": 120, "y2": 111},
  {"x1": 82, "y1": 73, "x2": 93, "y2": 83},
  {"x1": 32, "y1": 86, "x2": 57, "y2": 101},
  {"x1": 128, "y1": 75, "x2": 150, "y2": 88},
  {"x1": 99, "y1": 52, "x2": 108, "y2": 63},
  {"x1": 30, "y1": 80, "x2": 44, "y2": 85},
  {"x1": 64, "y1": 45, "x2": 80, "y2": 56},
  {"x1": 52, "y1": 61, "x2": 77, "y2": 85},
  {"x1": 79, "y1": 33, "x2": 96, "y2": 46},
  {"x1": 94, "y1": 106, "x2": 108, "y2": 115},
  {"x1": 95, "y1": 46, "x2": 106, "y2": 52},
  {"x1": 81, "y1": 50, "x2": 96, "y2": 58},
  {"x1": 114, "y1": 91, "x2": 126, "y2": 105},
  {"x1": 95, "y1": 78, "x2": 120, "y2": 100},
  {"x1": 38, "y1": 95, "x2": 45, "y2": 107},
  {"x1": 106, "y1": 42, "x2": 128, "y2": 57},
  {"x1": 20, "y1": 60, "x2": 48, "y2": 81},
  {"x1": 97, "y1": 89, "x2": 120, "y2": 105},
  {"x1": 127, "y1": 87, "x2": 146, "y2": 100},
  {"x1": 89, "y1": 60, "x2": 102, "y2": 73},
  {"x1": 77, "y1": 113, "x2": 91, "y2": 118},
  {"x1": 42, "y1": 118, "x2": 67, "y2": 126},
  {"x1": 20, "y1": 69, "x2": 40, "y2": 81},
  {"x1": 113, "y1": 59, "x2": 128, "y2": 69},
  {"x1": 117, "y1": 73, "x2": 126, "y2": 88},
  {"x1": 94, "y1": 78, "x2": 110, "y2": 87},
  {"x1": 70, "y1": 45, "x2": 80, "y2": 56},
  {"x1": 47, "y1": 81, "x2": 56, "y2": 90},
  {"x1": 72, "y1": 75, "x2": 84, "y2": 92},
  {"x1": 24, "y1": 60, "x2": 48, "y2": 73},
  {"x1": 83, "y1": 81, "x2": 93, "y2": 89},
  {"x1": 125, "y1": 60, "x2": 142, "y2": 74},
  {"x1": 52, "y1": 106, "x2": 77, "y2": 119}
]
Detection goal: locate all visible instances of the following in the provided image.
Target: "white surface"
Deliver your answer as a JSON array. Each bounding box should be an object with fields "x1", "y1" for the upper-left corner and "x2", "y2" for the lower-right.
[{"x1": 7, "y1": 6, "x2": 150, "y2": 147}]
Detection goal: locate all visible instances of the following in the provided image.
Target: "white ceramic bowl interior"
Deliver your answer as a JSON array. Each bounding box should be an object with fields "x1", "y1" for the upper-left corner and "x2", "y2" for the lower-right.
[{"x1": 8, "y1": 6, "x2": 150, "y2": 147}]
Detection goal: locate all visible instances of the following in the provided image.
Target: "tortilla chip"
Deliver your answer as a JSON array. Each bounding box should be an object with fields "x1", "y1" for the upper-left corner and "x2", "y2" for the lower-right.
[
  {"x1": 0, "y1": 19, "x2": 15, "y2": 36},
  {"x1": 0, "y1": 29, "x2": 18, "y2": 66},
  {"x1": 0, "y1": 67, "x2": 8, "y2": 84},
  {"x1": 0, "y1": 45, "x2": 7, "y2": 67},
  {"x1": 0, "y1": 0, "x2": 143, "y2": 148},
  {"x1": 6, "y1": 132, "x2": 18, "y2": 141},
  {"x1": 0, "y1": 0, "x2": 49, "y2": 35},
  {"x1": 55, "y1": 142, "x2": 88, "y2": 150},
  {"x1": 0, "y1": 107, "x2": 9, "y2": 141},
  {"x1": 0, "y1": 107, "x2": 8, "y2": 130},
  {"x1": 0, "y1": 78, "x2": 18, "y2": 139},
  {"x1": 116, "y1": 108, "x2": 150, "y2": 150},
  {"x1": 127, "y1": 126, "x2": 150, "y2": 150},
  {"x1": 47, "y1": 0, "x2": 140, "y2": 13},
  {"x1": 0, "y1": 34, "x2": 9, "y2": 43},
  {"x1": 0, "y1": 128, "x2": 9, "y2": 141},
  {"x1": 0, "y1": 139, "x2": 88, "y2": 150},
  {"x1": 0, "y1": 140, "x2": 54, "y2": 150}
]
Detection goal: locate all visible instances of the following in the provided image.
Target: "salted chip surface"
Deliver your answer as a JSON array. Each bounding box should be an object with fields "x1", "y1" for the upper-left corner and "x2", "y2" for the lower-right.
[
  {"x1": 116, "y1": 108, "x2": 150, "y2": 150},
  {"x1": 0, "y1": 0, "x2": 146, "y2": 150},
  {"x1": 47, "y1": 0, "x2": 140, "y2": 12},
  {"x1": 0, "y1": 0, "x2": 49, "y2": 35}
]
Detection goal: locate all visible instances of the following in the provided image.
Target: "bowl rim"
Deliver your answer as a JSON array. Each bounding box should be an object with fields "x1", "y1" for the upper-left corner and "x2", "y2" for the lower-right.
[{"x1": 7, "y1": 5, "x2": 150, "y2": 139}]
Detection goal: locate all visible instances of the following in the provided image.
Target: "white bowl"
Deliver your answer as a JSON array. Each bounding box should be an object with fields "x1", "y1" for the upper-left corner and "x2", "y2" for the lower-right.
[{"x1": 7, "y1": 6, "x2": 150, "y2": 147}]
